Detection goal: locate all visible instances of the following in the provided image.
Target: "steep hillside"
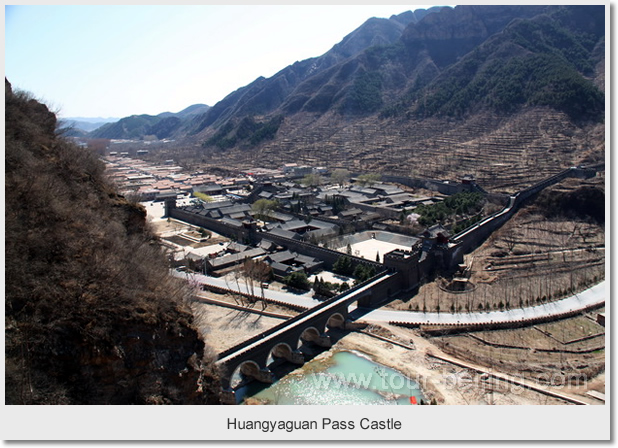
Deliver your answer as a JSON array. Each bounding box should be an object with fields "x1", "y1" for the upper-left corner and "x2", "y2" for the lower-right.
[
  {"x1": 190, "y1": 5, "x2": 604, "y2": 193},
  {"x1": 5, "y1": 80, "x2": 219, "y2": 404},
  {"x1": 398, "y1": 6, "x2": 604, "y2": 121}
]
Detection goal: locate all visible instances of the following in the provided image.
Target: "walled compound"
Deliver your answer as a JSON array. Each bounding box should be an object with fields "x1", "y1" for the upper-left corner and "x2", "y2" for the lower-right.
[{"x1": 163, "y1": 164, "x2": 600, "y2": 402}]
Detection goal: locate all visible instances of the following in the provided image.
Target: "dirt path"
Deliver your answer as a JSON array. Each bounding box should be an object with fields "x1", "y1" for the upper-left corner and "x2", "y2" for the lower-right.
[{"x1": 192, "y1": 301, "x2": 287, "y2": 354}]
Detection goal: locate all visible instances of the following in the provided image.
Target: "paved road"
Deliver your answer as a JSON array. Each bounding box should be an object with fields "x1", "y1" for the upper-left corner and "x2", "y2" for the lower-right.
[
  {"x1": 172, "y1": 270, "x2": 322, "y2": 309},
  {"x1": 354, "y1": 281, "x2": 606, "y2": 325}
]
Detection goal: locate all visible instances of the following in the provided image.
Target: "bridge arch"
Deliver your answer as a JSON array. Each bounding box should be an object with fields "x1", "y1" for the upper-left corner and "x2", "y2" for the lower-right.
[
  {"x1": 267, "y1": 342, "x2": 305, "y2": 366},
  {"x1": 228, "y1": 359, "x2": 274, "y2": 391},
  {"x1": 298, "y1": 326, "x2": 322, "y2": 347},
  {"x1": 298, "y1": 326, "x2": 332, "y2": 349},
  {"x1": 216, "y1": 272, "x2": 396, "y2": 398},
  {"x1": 326, "y1": 312, "x2": 346, "y2": 330},
  {"x1": 229, "y1": 360, "x2": 261, "y2": 389}
]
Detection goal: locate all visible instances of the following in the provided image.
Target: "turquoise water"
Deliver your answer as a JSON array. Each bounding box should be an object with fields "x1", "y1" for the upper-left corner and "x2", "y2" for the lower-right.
[{"x1": 240, "y1": 350, "x2": 424, "y2": 405}]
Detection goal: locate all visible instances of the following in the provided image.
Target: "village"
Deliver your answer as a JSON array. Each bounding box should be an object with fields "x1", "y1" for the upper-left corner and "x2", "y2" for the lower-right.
[{"x1": 104, "y1": 153, "x2": 477, "y2": 295}]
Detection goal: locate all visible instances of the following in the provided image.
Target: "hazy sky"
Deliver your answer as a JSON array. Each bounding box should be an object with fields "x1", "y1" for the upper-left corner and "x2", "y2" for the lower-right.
[{"x1": 5, "y1": 4, "x2": 448, "y2": 119}]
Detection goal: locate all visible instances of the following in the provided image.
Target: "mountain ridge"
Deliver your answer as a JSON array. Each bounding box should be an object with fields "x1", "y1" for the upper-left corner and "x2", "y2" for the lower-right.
[
  {"x1": 88, "y1": 7, "x2": 446, "y2": 140},
  {"x1": 188, "y1": 8, "x2": 440, "y2": 134},
  {"x1": 169, "y1": 4, "x2": 603, "y2": 196}
]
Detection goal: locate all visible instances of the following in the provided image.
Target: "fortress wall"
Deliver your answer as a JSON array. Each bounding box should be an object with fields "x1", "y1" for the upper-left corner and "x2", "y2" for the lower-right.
[
  {"x1": 363, "y1": 272, "x2": 405, "y2": 305},
  {"x1": 451, "y1": 208, "x2": 514, "y2": 255},
  {"x1": 170, "y1": 207, "x2": 250, "y2": 242},
  {"x1": 450, "y1": 167, "x2": 583, "y2": 257}
]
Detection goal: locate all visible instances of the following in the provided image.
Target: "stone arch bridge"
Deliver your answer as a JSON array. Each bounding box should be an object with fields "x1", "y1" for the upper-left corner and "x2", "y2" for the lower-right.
[{"x1": 215, "y1": 272, "x2": 398, "y2": 403}]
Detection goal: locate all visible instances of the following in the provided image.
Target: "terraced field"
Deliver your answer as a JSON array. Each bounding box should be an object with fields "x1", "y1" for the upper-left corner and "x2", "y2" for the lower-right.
[
  {"x1": 196, "y1": 106, "x2": 604, "y2": 196},
  {"x1": 387, "y1": 174, "x2": 605, "y2": 314},
  {"x1": 429, "y1": 312, "x2": 605, "y2": 388}
]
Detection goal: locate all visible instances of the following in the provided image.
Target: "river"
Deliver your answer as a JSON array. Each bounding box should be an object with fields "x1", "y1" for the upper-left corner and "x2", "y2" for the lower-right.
[{"x1": 236, "y1": 350, "x2": 425, "y2": 405}]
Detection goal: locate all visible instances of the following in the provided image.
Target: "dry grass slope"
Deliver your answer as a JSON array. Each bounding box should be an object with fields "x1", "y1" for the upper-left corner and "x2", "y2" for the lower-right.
[{"x1": 5, "y1": 80, "x2": 220, "y2": 404}]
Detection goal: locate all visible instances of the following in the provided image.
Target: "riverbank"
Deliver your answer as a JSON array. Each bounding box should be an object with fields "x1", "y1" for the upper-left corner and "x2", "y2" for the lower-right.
[{"x1": 331, "y1": 326, "x2": 568, "y2": 405}]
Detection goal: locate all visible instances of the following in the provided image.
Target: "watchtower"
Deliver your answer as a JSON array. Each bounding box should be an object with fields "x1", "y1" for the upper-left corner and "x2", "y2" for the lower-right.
[
  {"x1": 162, "y1": 195, "x2": 177, "y2": 217},
  {"x1": 383, "y1": 243, "x2": 422, "y2": 291}
]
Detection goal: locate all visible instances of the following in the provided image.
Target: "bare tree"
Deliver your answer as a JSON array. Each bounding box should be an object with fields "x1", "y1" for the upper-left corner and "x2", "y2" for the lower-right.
[
  {"x1": 331, "y1": 168, "x2": 351, "y2": 187},
  {"x1": 231, "y1": 266, "x2": 246, "y2": 306},
  {"x1": 243, "y1": 259, "x2": 273, "y2": 311}
]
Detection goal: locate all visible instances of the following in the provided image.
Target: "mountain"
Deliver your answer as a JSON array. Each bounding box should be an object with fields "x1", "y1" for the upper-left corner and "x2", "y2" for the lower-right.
[
  {"x1": 89, "y1": 103, "x2": 210, "y2": 140},
  {"x1": 64, "y1": 116, "x2": 120, "y2": 123},
  {"x1": 391, "y1": 5, "x2": 604, "y2": 120},
  {"x1": 87, "y1": 8, "x2": 445, "y2": 142},
  {"x1": 189, "y1": 5, "x2": 603, "y2": 192},
  {"x1": 5, "y1": 79, "x2": 219, "y2": 404},
  {"x1": 57, "y1": 116, "x2": 120, "y2": 136},
  {"x1": 189, "y1": 8, "x2": 445, "y2": 135}
]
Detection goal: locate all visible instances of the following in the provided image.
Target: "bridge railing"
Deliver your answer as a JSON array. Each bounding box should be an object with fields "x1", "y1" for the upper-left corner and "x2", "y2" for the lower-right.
[
  {"x1": 216, "y1": 270, "x2": 391, "y2": 362},
  {"x1": 216, "y1": 299, "x2": 333, "y2": 362}
]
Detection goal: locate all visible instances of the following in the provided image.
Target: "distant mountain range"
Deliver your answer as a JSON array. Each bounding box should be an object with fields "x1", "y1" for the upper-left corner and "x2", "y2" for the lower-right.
[
  {"x1": 58, "y1": 117, "x2": 118, "y2": 134},
  {"x1": 80, "y1": 5, "x2": 604, "y2": 185},
  {"x1": 84, "y1": 8, "x2": 444, "y2": 141},
  {"x1": 64, "y1": 104, "x2": 210, "y2": 139}
]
